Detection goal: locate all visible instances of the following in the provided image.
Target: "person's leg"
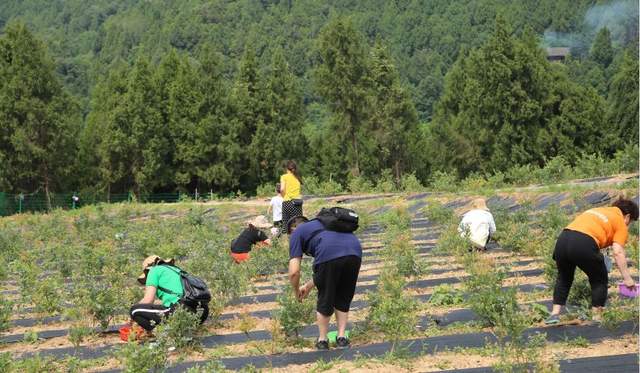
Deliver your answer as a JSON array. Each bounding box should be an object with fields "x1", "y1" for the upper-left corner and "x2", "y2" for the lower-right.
[
  {"x1": 572, "y1": 240, "x2": 608, "y2": 319},
  {"x1": 335, "y1": 309, "x2": 349, "y2": 336},
  {"x1": 130, "y1": 304, "x2": 171, "y2": 331},
  {"x1": 317, "y1": 312, "x2": 331, "y2": 341},
  {"x1": 333, "y1": 256, "x2": 361, "y2": 338},
  {"x1": 551, "y1": 231, "x2": 575, "y2": 316},
  {"x1": 313, "y1": 261, "x2": 335, "y2": 342},
  {"x1": 282, "y1": 201, "x2": 293, "y2": 235}
]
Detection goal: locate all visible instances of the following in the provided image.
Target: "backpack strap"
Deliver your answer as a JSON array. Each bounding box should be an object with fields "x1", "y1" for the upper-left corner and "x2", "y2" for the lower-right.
[{"x1": 154, "y1": 264, "x2": 184, "y2": 296}]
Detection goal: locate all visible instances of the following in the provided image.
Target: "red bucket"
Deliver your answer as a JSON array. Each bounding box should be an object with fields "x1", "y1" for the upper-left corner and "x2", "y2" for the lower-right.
[{"x1": 119, "y1": 325, "x2": 131, "y2": 342}]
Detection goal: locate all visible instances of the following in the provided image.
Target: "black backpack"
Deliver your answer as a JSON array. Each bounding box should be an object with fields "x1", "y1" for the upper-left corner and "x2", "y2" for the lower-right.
[
  {"x1": 316, "y1": 207, "x2": 359, "y2": 233},
  {"x1": 157, "y1": 265, "x2": 212, "y2": 308},
  {"x1": 302, "y1": 207, "x2": 359, "y2": 255}
]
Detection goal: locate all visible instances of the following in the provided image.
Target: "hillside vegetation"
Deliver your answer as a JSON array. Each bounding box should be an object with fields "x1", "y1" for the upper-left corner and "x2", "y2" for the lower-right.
[{"x1": 0, "y1": 0, "x2": 637, "y2": 200}]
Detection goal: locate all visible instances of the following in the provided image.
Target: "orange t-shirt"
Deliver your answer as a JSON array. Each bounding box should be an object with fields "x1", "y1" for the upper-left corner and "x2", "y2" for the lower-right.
[{"x1": 566, "y1": 207, "x2": 628, "y2": 249}]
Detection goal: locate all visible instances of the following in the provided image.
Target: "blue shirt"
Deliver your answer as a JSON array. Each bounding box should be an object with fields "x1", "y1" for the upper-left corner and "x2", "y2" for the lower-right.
[{"x1": 289, "y1": 219, "x2": 362, "y2": 266}]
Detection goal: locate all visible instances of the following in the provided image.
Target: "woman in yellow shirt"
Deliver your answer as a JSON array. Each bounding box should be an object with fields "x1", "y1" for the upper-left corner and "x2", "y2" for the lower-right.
[
  {"x1": 280, "y1": 160, "x2": 303, "y2": 234},
  {"x1": 546, "y1": 198, "x2": 638, "y2": 325}
]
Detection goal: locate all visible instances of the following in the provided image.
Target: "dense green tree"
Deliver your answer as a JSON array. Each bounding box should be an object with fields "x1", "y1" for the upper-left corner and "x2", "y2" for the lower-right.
[
  {"x1": 590, "y1": 27, "x2": 614, "y2": 68},
  {"x1": 315, "y1": 17, "x2": 372, "y2": 177},
  {"x1": 232, "y1": 46, "x2": 267, "y2": 190},
  {"x1": 0, "y1": 22, "x2": 80, "y2": 206},
  {"x1": 368, "y1": 42, "x2": 420, "y2": 184},
  {"x1": 605, "y1": 49, "x2": 639, "y2": 151},
  {"x1": 194, "y1": 45, "x2": 242, "y2": 192},
  {"x1": 124, "y1": 56, "x2": 170, "y2": 194},
  {"x1": 249, "y1": 48, "x2": 307, "y2": 187},
  {"x1": 429, "y1": 18, "x2": 608, "y2": 176},
  {"x1": 82, "y1": 63, "x2": 131, "y2": 196}
]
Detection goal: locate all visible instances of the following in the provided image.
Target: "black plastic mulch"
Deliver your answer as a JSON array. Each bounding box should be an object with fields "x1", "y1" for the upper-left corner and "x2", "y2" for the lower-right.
[
  {"x1": 160, "y1": 321, "x2": 637, "y2": 372},
  {"x1": 433, "y1": 353, "x2": 638, "y2": 373}
]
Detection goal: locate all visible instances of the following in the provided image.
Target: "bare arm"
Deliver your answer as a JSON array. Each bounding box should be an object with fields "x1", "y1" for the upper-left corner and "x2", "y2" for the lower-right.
[
  {"x1": 138, "y1": 285, "x2": 157, "y2": 304},
  {"x1": 612, "y1": 243, "x2": 635, "y2": 287},
  {"x1": 288, "y1": 257, "x2": 301, "y2": 298}
]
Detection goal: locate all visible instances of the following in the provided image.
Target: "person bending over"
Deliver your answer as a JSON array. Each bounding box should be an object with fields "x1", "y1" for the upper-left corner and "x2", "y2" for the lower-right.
[
  {"x1": 230, "y1": 215, "x2": 272, "y2": 263},
  {"x1": 130, "y1": 255, "x2": 208, "y2": 333},
  {"x1": 287, "y1": 216, "x2": 362, "y2": 350},
  {"x1": 546, "y1": 198, "x2": 638, "y2": 324}
]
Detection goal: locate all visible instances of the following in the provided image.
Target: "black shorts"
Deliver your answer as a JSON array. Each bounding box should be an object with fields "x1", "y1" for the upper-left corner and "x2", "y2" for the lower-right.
[{"x1": 313, "y1": 255, "x2": 361, "y2": 316}]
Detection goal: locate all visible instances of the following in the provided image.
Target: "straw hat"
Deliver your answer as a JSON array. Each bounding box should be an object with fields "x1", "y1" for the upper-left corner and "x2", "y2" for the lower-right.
[
  {"x1": 471, "y1": 198, "x2": 490, "y2": 211},
  {"x1": 137, "y1": 255, "x2": 175, "y2": 285},
  {"x1": 246, "y1": 215, "x2": 271, "y2": 229}
]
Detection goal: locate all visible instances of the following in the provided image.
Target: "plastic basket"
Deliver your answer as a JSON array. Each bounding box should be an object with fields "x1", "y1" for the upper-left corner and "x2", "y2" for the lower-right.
[{"x1": 618, "y1": 283, "x2": 639, "y2": 298}]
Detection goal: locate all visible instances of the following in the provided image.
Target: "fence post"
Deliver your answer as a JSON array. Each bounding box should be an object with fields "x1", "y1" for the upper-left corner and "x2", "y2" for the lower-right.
[
  {"x1": 195, "y1": 188, "x2": 198, "y2": 202},
  {"x1": 210, "y1": 190, "x2": 213, "y2": 201}
]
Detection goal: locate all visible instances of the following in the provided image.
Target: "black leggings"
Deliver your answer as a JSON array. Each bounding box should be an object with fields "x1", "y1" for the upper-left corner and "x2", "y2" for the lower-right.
[
  {"x1": 130, "y1": 303, "x2": 209, "y2": 331},
  {"x1": 552, "y1": 229, "x2": 608, "y2": 307}
]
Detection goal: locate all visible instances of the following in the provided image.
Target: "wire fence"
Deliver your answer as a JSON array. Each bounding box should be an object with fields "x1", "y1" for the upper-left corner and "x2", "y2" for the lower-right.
[{"x1": 0, "y1": 190, "x2": 221, "y2": 216}]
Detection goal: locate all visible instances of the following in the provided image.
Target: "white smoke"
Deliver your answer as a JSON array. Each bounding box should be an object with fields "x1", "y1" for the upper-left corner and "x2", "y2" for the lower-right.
[{"x1": 542, "y1": 0, "x2": 638, "y2": 53}]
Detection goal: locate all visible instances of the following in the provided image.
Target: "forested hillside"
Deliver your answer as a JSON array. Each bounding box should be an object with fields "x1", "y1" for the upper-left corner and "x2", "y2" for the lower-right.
[{"x1": 0, "y1": 0, "x2": 637, "y2": 199}]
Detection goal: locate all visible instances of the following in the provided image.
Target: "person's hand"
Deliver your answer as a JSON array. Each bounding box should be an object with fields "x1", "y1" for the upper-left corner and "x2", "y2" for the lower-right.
[
  {"x1": 623, "y1": 278, "x2": 636, "y2": 289},
  {"x1": 298, "y1": 283, "x2": 312, "y2": 300}
]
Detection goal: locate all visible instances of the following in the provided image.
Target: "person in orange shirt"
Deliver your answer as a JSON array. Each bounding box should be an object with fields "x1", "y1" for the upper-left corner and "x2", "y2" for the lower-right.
[{"x1": 545, "y1": 199, "x2": 638, "y2": 324}]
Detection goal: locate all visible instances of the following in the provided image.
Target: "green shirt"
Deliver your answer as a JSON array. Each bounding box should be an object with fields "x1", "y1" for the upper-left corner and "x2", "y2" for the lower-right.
[{"x1": 146, "y1": 265, "x2": 183, "y2": 307}]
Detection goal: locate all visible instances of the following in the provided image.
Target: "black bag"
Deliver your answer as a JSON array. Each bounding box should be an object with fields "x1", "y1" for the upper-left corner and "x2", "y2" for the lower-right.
[
  {"x1": 316, "y1": 207, "x2": 359, "y2": 233},
  {"x1": 292, "y1": 198, "x2": 304, "y2": 207},
  {"x1": 158, "y1": 265, "x2": 212, "y2": 308},
  {"x1": 300, "y1": 207, "x2": 359, "y2": 256}
]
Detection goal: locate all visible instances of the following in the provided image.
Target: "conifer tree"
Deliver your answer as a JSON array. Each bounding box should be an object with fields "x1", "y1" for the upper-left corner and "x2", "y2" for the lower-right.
[
  {"x1": 232, "y1": 45, "x2": 267, "y2": 190},
  {"x1": 0, "y1": 22, "x2": 80, "y2": 206},
  {"x1": 124, "y1": 56, "x2": 170, "y2": 194},
  {"x1": 83, "y1": 63, "x2": 131, "y2": 196},
  {"x1": 368, "y1": 42, "x2": 420, "y2": 184},
  {"x1": 590, "y1": 27, "x2": 614, "y2": 68},
  {"x1": 249, "y1": 48, "x2": 307, "y2": 187},
  {"x1": 196, "y1": 44, "x2": 242, "y2": 192},
  {"x1": 315, "y1": 17, "x2": 372, "y2": 177},
  {"x1": 606, "y1": 48, "x2": 639, "y2": 151}
]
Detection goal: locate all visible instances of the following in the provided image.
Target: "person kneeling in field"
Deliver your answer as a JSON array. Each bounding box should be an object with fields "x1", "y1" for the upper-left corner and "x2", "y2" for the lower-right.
[
  {"x1": 458, "y1": 198, "x2": 496, "y2": 251},
  {"x1": 287, "y1": 214, "x2": 362, "y2": 350},
  {"x1": 130, "y1": 255, "x2": 209, "y2": 333},
  {"x1": 230, "y1": 215, "x2": 273, "y2": 263},
  {"x1": 546, "y1": 198, "x2": 638, "y2": 325}
]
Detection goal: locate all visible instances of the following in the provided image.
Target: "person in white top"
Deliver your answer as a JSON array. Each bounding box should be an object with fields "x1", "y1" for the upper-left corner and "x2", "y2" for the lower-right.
[
  {"x1": 458, "y1": 198, "x2": 496, "y2": 250},
  {"x1": 267, "y1": 183, "x2": 284, "y2": 236}
]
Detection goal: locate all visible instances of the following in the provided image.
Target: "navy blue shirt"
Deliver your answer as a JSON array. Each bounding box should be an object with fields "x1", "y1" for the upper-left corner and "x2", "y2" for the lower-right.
[{"x1": 289, "y1": 219, "x2": 362, "y2": 266}]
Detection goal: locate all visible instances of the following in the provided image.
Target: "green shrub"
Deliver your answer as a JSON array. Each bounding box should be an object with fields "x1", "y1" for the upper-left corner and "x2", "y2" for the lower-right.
[
  {"x1": 348, "y1": 176, "x2": 374, "y2": 193},
  {"x1": 375, "y1": 169, "x2": 397, "y2": 193},
  {"x1": 505, "y1": 164, "x2": 537, "y2": 186},
  {"x1": 433, "y1": 225, "x2": 470, "y2": 257},
  {"x1": 68, "y1": 325, "x2": 94, "y2": 348},
  {"x1": 117, "y1": 338, "x2": 167, "y2": 373},
  {"x1": 612, "y1": 143, "x2": 639, "y2": 173},
  {"x1": 536, "y1": 156, "x2": 571, "y2": 184},
  {"x1": 366, "y1": 269, "x2": 418, "y2": 352},
  {"x1": 382, "y1": 231, "x2": 426, "y2": 278},
  {"x1": 428, "y1": 284, "x2": 464, "y2": 306},
  {"x1": 379, "y1": 205, "x2": 411, "y2": 232},
  {"x1": 155, "y1": 306, "x2": 203, "y2": 350},
  {"x1": 429, "y1": 170, "x2": 457, "y2": 192},
  {"x1": 274, "y1": 285, "x2": 316, "y2": 339},
  {"x1": 256, "y1": 183, "x2": 275, "y2": 198},
  {"x1": 423, "y1": 201, "x2": 454, "y2": 225},
  {"x1": 0, "y1": 298, "x2": 12, "y2": 332},
  {"x1": 574, "y1": 153, "x2": 609, "y2": 178},
  {"x1": 400, "y1": 172, "x2": 424, "y2": 192}
]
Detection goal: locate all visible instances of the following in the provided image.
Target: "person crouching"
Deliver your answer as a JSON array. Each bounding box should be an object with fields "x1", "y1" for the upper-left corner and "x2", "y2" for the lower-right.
[{"x1": 129, "y1": 255, "x2": 208, "y2": 333}]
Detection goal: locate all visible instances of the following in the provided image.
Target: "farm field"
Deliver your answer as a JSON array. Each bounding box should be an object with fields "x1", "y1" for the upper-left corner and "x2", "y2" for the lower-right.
[{"x1": 1, "y1": 175, "x2": 638, "y2": 372}]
